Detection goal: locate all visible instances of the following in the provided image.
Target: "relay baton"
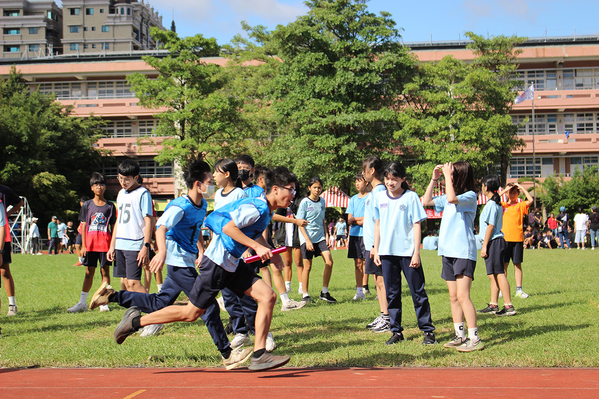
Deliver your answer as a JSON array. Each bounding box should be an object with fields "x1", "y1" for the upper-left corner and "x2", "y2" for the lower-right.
[{"x1": 245, "y1": 246, "x2": 287, "y2": 263}]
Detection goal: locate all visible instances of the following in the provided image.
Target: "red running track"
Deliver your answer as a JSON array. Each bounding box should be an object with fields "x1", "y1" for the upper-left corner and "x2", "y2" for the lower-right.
[{"x1": 1, "y1": 367, "x2": 598, "y2": 399}]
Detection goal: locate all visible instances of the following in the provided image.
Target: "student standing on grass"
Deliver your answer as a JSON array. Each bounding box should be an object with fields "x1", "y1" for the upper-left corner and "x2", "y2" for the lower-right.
[
  {"x1": 476, "y1": 175, "x2": 516, "y2": 317},
  {"x1": 297, "y1": 177, "x2": 336, "y2": 304},
  {"x1": 362, "y1": 156, "x2": 389, "y2": 332},
  {"x1": 346, "y1": 173, "x2": 369, "y2": 300},
  {"x1": 423, "y1": 161, "x2": 483, "y2": 352},
  {"x1": 589, "y1": 206, "x2": 599, "y2": 250},
  {"x1": 47, "y1": 216, "x2": 59, "y2": 256},
  {"x1": 112, "y1": 166, "x2": 296, "y2": 372},
  {"x1": 574, "y1": 207, "x2": 589, "y2": 250},
  {"x1": 67, "y1": 173, "x2": 116, "y2": 313},
  {"x1": 90, "y1": 159, "x2": 251, "y2": 369},
  {"x1": 0, "y1": 200, "x2": 6, "y2": 334},
  {"x1": 373, "y1": 161, "x2": 436, "y2": 346},
  {"x1": 74, "y1": 196, "x2": 90, "y2": 266},
  {"x1": 107, "y1": 160, "x2": 155, "y2": 294},
  {"x1": 498, "y1": 183, "x2": 534, "y2": 298},
  {"x1": 333, "y1": 217, "x2": 347, "y2": 249},
  {"x1": 556, "y1": 207, "x2": 571, "y2": 250},
  {"x1": 0, "y1": 184, "x2": 23, "y2": 316}
]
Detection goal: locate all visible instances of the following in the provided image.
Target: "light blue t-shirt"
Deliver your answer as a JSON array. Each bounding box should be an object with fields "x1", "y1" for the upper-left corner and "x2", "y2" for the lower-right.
[
  {"x1": 434, "y1": 191, "x2": 478, "y2": 261},
  {"x1": 115, "y1": 188, "x2": 154, "y2": 251},
  {"x1": 363, "y1": 184, "x2": 387, "y2": 249},
  {"x1": 345, "y1": 194, "x2": 367, "y2": 237},
  {"x1": 422, "y1": 236, "x2": 438, "y2": 250},
  {"x1": 374, "y1": 190, "x2": 427, "y2": 257},
  {"x1": 296, "y1": 196, "x2": 326, "y2": 245},
  {"x1": 214, "y1": 187, "x2": 247, "y2": 210},
  {"x1": 479, "y1": 200, "x2": 504, "y2": 242},
  {"x1": 243, "y1": 184, "x2": 266, "y2": 200},
  {"x1": 0, "y1": 202, "x2": 5, "y2": 227},
  {"x1": 334, "y1": 221, "x2": 347, "y2": 236}
]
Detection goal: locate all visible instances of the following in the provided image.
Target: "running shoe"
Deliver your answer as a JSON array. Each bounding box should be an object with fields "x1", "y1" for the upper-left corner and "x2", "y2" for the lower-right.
[
  {"x1": 114, "y1": 307, "x2": 141, "y2": 344},
  {"x1": 456, "y1": 338, "x2": 485, "y2": 352},
  {"x1": 6, "y1": 305, "x2": 17, "y2": 317},
  {"x1": 266, "y1": 332, "x2": 276, "y2": 352},
  {"x1": 281, "y1": 299, "x2": 306, "y2": 311},
  {"x1": 319, "y1": 292, "x2": 337, "y2": 303},
  {"x1": 516, "y1": 289, "x2": 530, "y2": 299},
  {"x1": 223, "y1": 347, "x2": 252, "y2": 370},
  {"x1": 249, "y1": 352, "x2": 290, "y2": 371},
  {"x1": 371, "y1": 319, "x2": 391, "y2": 333},
  {"x1": 352, "y1": 292, "x2": 366, "y2": 300},
  {"x1": 477, "y1": 304, "x2": 499, "y2": 314},
  {"x1": 90, "y1": 282, "x2": 116, "y2": 310},
  {"x1": 366, "y1": 315, "x2": 383, "y2": 329},
  {"x1": 496, "y1": 305, "x2": 517, "y2": 316},
  {"x1": 385, "y1": 332, "x2": 404, "y2": 345},
  {"x1": 231, "y1": 333, "x2": 251, "y2": 350},
  {"x1": 423, "y1": 332, "x2": 437, "y2": 345},
  {"x1": 67, "y1": 302, "x2": 88, "y2": 313},
  {"x1": 140, "y1": 324, "x2": 164, "y2": 337},
  {"x1": 444, "y1": 336, "x2": 467, "y2": 348}
]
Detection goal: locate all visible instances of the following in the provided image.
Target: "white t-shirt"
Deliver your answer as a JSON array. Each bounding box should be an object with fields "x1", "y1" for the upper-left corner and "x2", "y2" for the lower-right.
[{"x1": 574, "y1": 213, "x2": 589, "y2": 232}]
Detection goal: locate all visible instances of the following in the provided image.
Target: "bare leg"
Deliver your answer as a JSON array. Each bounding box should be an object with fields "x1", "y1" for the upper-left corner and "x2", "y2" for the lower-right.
[
  {"x1": 301, "y1": 258, "x2": 312, "y2": 295},
  {"x1": 354, "y1": 258, "x2": 364, "y2": 288},
  {"x1": 446, "y1": 280, "x2": 464, "y2": 323},
  {"x1": 456, "y1": 276, "x2": 476, "y2": 328},
  {"x1": 489, "y1": 274, "x2": 500, "y2": 303},
  {"x1": 293, "y1": 248, "x2": 303, "y2": 286},
  {"x1": 0, "y1": 264, "x2": 15, "y2": 297},
  {"x1": 513, "y1": 263, "x2": 523, "y2": 288},
  {"x1": 321, "y1": 251, "x2": 334, "y2": 288},
  {"x1": 244, "y1": 279, "x2": 277, "y2": 351},
  {"x1": 81, "y1": 266, "x2": 97, "y2": 293},
  {"x1": 496, "y1": 273, "x2": 512, "y2": 304},
  {"x1": 126, "y1": 279, "x2": 147, "y2": 293},
  {"x1": 270, "y1": 266, "x2": 287, "y2": 295},
  {"x1": 100, "y1": 264, "x2": 111, "y2": 285},
  {"x1": 260, "y1": 266, "x2": 273, "y2": 288},
  {"x1": 373, "y1": 274, "x2": 387, "y2": 313},
  {"x1": 141, "y1": 301, "x2": 204, "y2": 326}
]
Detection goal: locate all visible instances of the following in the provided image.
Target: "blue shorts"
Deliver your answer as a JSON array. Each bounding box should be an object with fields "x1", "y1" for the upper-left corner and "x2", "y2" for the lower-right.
[
  {"x1": 301, "y1": 240, "x2": 329, "y2": 260},
  {"x1": 503, "y1": 241, "x2": 524, "y2": 264},
  {"x1": 441, "y1": 256, "x2": 476, "y2": 281},
  {"x1": 364, "y1": 250, "x2": 383, "y2": 276},
  {"x1": 113, "y1": 249, "x2": 142, "y2": 280},
  {"x1": 83, "y1": 251, "x2": 111, "y2": 268},
  {"x1": 347, "y1": 236, "x2": 366, "y2": 259},
  {"x1": 484, "y1": 238, "x2": 506, "y2": 275}
]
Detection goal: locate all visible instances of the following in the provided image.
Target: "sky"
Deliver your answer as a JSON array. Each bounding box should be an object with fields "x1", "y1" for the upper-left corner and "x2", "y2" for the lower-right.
[{"x1": 141, "y1": 0, "x2": 599, "y2": 46}]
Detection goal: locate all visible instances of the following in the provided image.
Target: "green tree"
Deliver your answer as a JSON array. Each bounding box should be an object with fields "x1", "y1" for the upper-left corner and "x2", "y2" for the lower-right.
[
  {"x1": 539, "y1": 167, "x2": 599, "y2": 215},
  {"x1": 0, "y1": 67, "x2": 104, "y2": 222}
]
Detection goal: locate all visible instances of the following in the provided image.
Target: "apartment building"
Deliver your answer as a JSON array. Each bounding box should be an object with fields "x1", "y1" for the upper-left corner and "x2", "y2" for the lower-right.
[{"x1": 0, "y1": 0, "x2": 62, "y2": 59}]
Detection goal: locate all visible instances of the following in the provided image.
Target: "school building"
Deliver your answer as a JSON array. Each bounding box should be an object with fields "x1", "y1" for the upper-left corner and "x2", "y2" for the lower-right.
[{"x1": 1, "y1": 33, "x2": 599, "y2": 204}]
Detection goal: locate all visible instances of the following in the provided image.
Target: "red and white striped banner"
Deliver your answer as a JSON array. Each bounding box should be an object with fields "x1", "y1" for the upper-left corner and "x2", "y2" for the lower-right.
[{"x1": 320, "y1": 186, "x2": 350, "y2": 208}]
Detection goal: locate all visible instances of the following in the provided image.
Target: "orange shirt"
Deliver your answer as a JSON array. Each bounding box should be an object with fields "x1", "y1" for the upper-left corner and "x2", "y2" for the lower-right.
[{"x1": 501, "y1": 201, "x2": 529, "y2": 242}]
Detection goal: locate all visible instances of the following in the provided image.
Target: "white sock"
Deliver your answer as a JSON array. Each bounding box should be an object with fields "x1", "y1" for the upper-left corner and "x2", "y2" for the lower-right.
[
  {"x1": 468, "y1": 327, "x2": 479, "y2": 341},
  {"x1": 8, "y1": 296, "x2": 16, "y2": 306},
  {"x1": 157, "y1": 284, "x2": 163, "y2": 292},
  {"x1": 454, "y1": 322, "x2": 466, "y2": 339},
  {"x1": 302, "y1": 292, "x2": 310, "y2": 299},
  {"x1": 322, "y1": 286, "x2": 328, "y2": 294},
  {"x1": 80, "y1": 291, "x2": 89, "y2": 304},
  {"x1": 298, "y1": 282, "x2": 303, "y2": 292},
  {"x1": 285, "y1": 281, "x2": 291, "y2": 291},
  {"x1": 280, "y1": 292, "x2": 290, "y2": 306},
  {"x1": 356, "y1": 287, "x2": 363, "y2": 295}
]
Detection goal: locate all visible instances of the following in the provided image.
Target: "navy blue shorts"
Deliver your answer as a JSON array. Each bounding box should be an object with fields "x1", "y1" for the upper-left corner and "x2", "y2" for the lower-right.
[
  {"x1": 484, "y1": 238, "x2": 506, "y2": 275},
  {"x1": 301, "y1": 240, "x2": 329, "y2": 260},
  {"x1": 83, "y1": 251, "x2": 111, "y2": 268},
  {"x1": 2, "y1": 241, "x2": 11, "y2": 265},
  {"x1": 114, "y1": 249, "x2": 142, "y2": 280},
  {"x1": 189, "y1": 257, "x2": 261, "y2": 310},
  {"x1": 347, "y1": 236, "x2": 366, "y2": 259},
  {"x1": 364, "y1": 250, "x2": 383, "y2": 276},
  {"x1": 441, "y1": 256, "x2": 476, "y2": 281},
  {"x1": 503, "y1": 241, "x2": 524, "y2": 264}
]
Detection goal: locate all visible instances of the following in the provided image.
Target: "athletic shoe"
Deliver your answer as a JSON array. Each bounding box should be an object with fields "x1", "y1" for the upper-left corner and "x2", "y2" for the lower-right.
[
  {"x1": 89, "y1": 282, "x2": 116, "y2": 310},
  {"x1": 140, "y1": 323, "x2": 164, "y2": 337},
  {"x1": 516, "y1": 290, "x2": 530, "y2": 299},
  {"x1": 281, "y1": 299, "x2": 306, "y2": 311},
  {"x1": 99, "y1": 305, "x2": 111, "y2": 312},
  {"x1": 444, "y1": 336, "x2": 467, "y2": 348},
  {"x1": 266, "y1": 332, "x2": 276, "y2": 352},
  {"x1": 456, "y1": 338, "x2": 485, "y2": 352},
  {"x1": 496, "y1": 305, "x2": 517, "y2": 316},
  {"x1": 477, "y1": 304, "x2": 499, "y2": 314},
  {"x1": 6, "y1": 305, "x2": 17, "y2": 317},
  {"x1": 366, "y1": 315, "x2": 383, "y2": 329},
  {"x1": 114, "y1": 306, "x2": 141, "y2": 344},
  {"x1": 222, "y1": 346, "x2": 252, "y2": 370},
  {"x1": 73, "y1": 261, "x2": 83, "y2": 266},
  {"x1": 423, "y1": 332, "x2": 437, "y2": 345},
  {"x1": 249, "y1": 352, "x2": 290, "y2": 371},
  {"x1": 67, "y1": 302, "x2": 88, "y2": 313},
  {"x1": 371, "y1": 319, "x2": 391, "y2": 333},
  {"x1": 352, "y1": 292, "x2": 366, "y2": 300},
  {"x1": 319, "y1": 292, "x2": 337, "y2": 303},
  {"x1": 363, "y1": 288, "x2": 371, "y2": 295},
  {"x1": 216, "y1": 297, "x2": 226, "y2": 312},
  {"x1": 302, "y1": 296, "x2": 313, "y2": 304},
  {"x1": 231, "y1": 333, "x2": 251, "y2": 350},
  {"x1": 385, "y1": 332, "x2": 404, "y2": 345}
]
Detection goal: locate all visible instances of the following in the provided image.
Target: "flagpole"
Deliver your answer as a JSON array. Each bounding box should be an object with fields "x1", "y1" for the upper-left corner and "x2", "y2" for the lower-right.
[{"x1": 532, "y1": 88, "x2": 536, "y2": 209}]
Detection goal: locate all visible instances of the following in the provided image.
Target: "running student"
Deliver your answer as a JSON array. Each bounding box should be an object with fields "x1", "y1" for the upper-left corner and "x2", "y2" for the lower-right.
[
  {"x1": 373, "y1": 161, "x2": 436, "y2": 345},
  {"x1": 346, "y1": 173, "x2": 369, "y2": 300},
  {"x1": 498, "y1": 183, "x2": 533, "y2": 298},
  {"x1": 0, "y1": 184, "x2": 23, "y2": 317},
  {"x1": 112, "y1": 166, "x2": 296, "y2": 372},
  {"x1": 423, "y1": 161, "x2": 483, "y2": 352},
  {"x1": 476, "y1": 175, "x2": 516, "y2": 317},
  {"x1": 91, "y1": 160, "x2": 250, "y2": 369},
  {"x1": 67, "y1": 172, "x2": 116, "y2": 313},
  {"x1": 297, "y1": 177, "x2": 336, "y2": 304}
]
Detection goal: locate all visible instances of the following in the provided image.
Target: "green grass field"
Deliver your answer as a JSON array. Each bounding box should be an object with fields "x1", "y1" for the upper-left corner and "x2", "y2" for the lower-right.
[{"x1": 1, "y1": 249, "x2": 598, "y2": 368}]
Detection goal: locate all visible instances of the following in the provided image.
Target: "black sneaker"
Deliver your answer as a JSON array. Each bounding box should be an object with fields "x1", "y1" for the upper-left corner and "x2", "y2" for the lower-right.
[
  {"x1": 423, "y1": 332, "x2": 437, "y2": 345},
  {"x1": 477, "y1": 304, "x2": 499, "y2": 314},
  {"x1": 385, "y1": 332, "x2": 404, "y2": 345},
  {"x1": 303, "y1": 296, "x2": 313, "y2": 303},
  {"x1": 114, "y1": 306, "x2": 141, "y2": 344},
  {"x1": 319, "y1": 292, "x2": 337, "y2": 303},
  {"x1": 496, "y1": 305, "x2": 517, "y2": 316}
]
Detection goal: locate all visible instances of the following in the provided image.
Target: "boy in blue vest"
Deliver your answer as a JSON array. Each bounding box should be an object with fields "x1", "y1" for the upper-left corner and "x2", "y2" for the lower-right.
[{"x1": 112, "y1": 166, "x2": 296, "y2": 371}]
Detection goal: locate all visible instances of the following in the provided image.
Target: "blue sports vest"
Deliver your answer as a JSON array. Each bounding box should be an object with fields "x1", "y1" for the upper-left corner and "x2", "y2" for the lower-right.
[
  {"x1": 204, "y1": 197, "x2": 272, "y2": 258},
  {"x1": 165, "y1": 196, "x2": 207, "y2": 254},
  {"x1": 244, "y1": 184, "x2": 265, "y2": 199}
]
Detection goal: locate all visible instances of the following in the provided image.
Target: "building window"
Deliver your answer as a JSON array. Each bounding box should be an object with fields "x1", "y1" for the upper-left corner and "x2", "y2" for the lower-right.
[
  {"x1": 4, "y1": 46, "x2": 20, "y2": 53},
  {"x1": 4, "y1": 28, "x2": 20, "y2": 35},
  {"x1": 102, "y1": 26, "x2": 109, "y2": 32},
  {"x1": 92, "y1": 44, "x2": 96, "y2": 49},
  {"x1": 86, "y1": 8, "x2": 94, "y2": 15},
  {"x1": 3, "y1": 10, "x2": 20, "y2": 17},
  {"x1": 47, "y1": 11, "x2": 54, "y2": 20},
  {"x1": 127, "y1": 8, "x2": 131, "y2": 15},
  {"x1": 84, "y1": 27, "x2": 88, "y2": 31},
  {"x1": 120, "y1": 7, "x2": 124, "y2": 14},
  {"x1": 28, "y1": 44, "x2": 39, "y2": 52},
  {"x1": 508, "y1": 157, "x2": 541, "y2": 178},
  {"x1": 102, "y1": 42, "x2": 110, "y2": 50},
  {"x1": 70, "y1": 26, "x2": 80, "y2": 33},
  {"x1": 70, "y1": 8, "x2": 80, "y2": 15},
  {"x1": 91, "y1": 26, "x2": 96, "y2": 31},
  {"x1": 70, "y1": 43, "x2": 80, "y2": 51},
  {"x1": 138, "y1": 120, "x2": 159, "y2": 136},
  {"x1": 29, "y1": 27, "x2": 39, "y2": 34},
  {"x1": 100, "y1": 8, "x2": 104, "y2": 13}
]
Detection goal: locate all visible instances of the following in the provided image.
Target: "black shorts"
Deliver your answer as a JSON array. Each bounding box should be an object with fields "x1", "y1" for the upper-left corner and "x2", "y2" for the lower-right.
[
  {"x1": 364, "y1": 250, "x2": 383, "y2": 276},
  {"x1": 2, "y1": 241, "x2": 12, "y2": 265},
  {"x1": 504, "y1": 241, "x2": 524, "y2": 264},
  {"x1": 189, "y1": 257, "x2": 261, "y2": 309},
  {"x1": 347, "y1": 236, "x2": 366, "y2": 259},
  {"x1": 301, "y1": 240, "x2": 329, "y2": 260},
  {"x1": 484, "y1": 238, "x2": 506, "y2": 275},
  {"x1": 441, "y1": 256, "x2": 476, "y2": 281},
  {"x1": 335, "y1": 235, "x2": 345, "y2": 242},
  {"x1": 113, "y1": 249, "x2": 142, "y2": 280},
  {"x1": 83, "y1": 251, "x2": 111, "y2": 268}
]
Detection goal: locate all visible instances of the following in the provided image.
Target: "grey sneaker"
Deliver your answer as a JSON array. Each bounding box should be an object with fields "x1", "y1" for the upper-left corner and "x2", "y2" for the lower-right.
[
  {"x1": 366, "y1": 315, "x2": 383, "y2": 329},
  {"x1": 281, "y1": 299, "x2": 306, "y2": 311},
  {"x1": 444, "y1": 335, "x2": 467, "y2": 348},
  {"x1": 477, "y1": 304, "x2": 499, "y2": 314},
  {"x1": 67, "y1": 302, "x2": 88, "y2": 313},
  {"x1": 114, "y1": 307, "x2": 141, "y2": 344},
  {"x1": 89, "y1": 282, "x2": 116, "y2": 310},
  {"x1": 249, "y1": 352, "x2": 290, "y2": 371},
  {"x1": 140, "y1": 323, "x2": 164, "y2": 337},
  {"x1": 223, "y1": 346, "x2": 252, "y2": 370},
  {"x1": 456, "y1": 338, "x2": 485, "y2": 352},
  {"x1": 496, "y1": 305, "x2": 517, "y2": 316},
  {"x1": 371, "y1": 319, "x2": 391, "y2": 333},
  {"x1": 231, "y1": 333, "x2": 251, "y2": 350},
  {"x1": 6, "y1": 305, "x2": 17, "y2": 316}
]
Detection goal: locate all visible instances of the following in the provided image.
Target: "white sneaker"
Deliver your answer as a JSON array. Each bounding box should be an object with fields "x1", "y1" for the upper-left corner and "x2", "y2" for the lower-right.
[
  {"x1": 281, "y1": 299, "x2": 306, "y2": 311},
  {"x1": 298, "y1": 287, "x2": 303, "y2": 295},
  {"x1": 216, "y1": 296, "x2": 226, "y2": 312},
  {"x1": 231, "y1": 333, "x2": 251, "y2": 349},
  {"x1": 516, "y1": 290, "x2": 530, "y2": 299},
  {"x1": 266, "y1": 332, "x2": 276, "y2": 352},
  {"x1": 140, "y1": 324, "x2": 164, "y2": 337},
  {"x1": 6, "y1": 305, "x2": 17, "y2": 316},
  {"x1": 67, "y1": 302, "x2": 88, "y2": 313},
  {"x1": 223, "y1": 346, "x2": 252, "y2": 370},
  {"x1": 99, "y1": 305, "x2": 111, "y2": 312},
  {"x1": 499, "y1": 291, "x2": 503, "y2": 298},
  {"x1": 352, "y1": 292, "x2": 366, "y2": 300}
]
